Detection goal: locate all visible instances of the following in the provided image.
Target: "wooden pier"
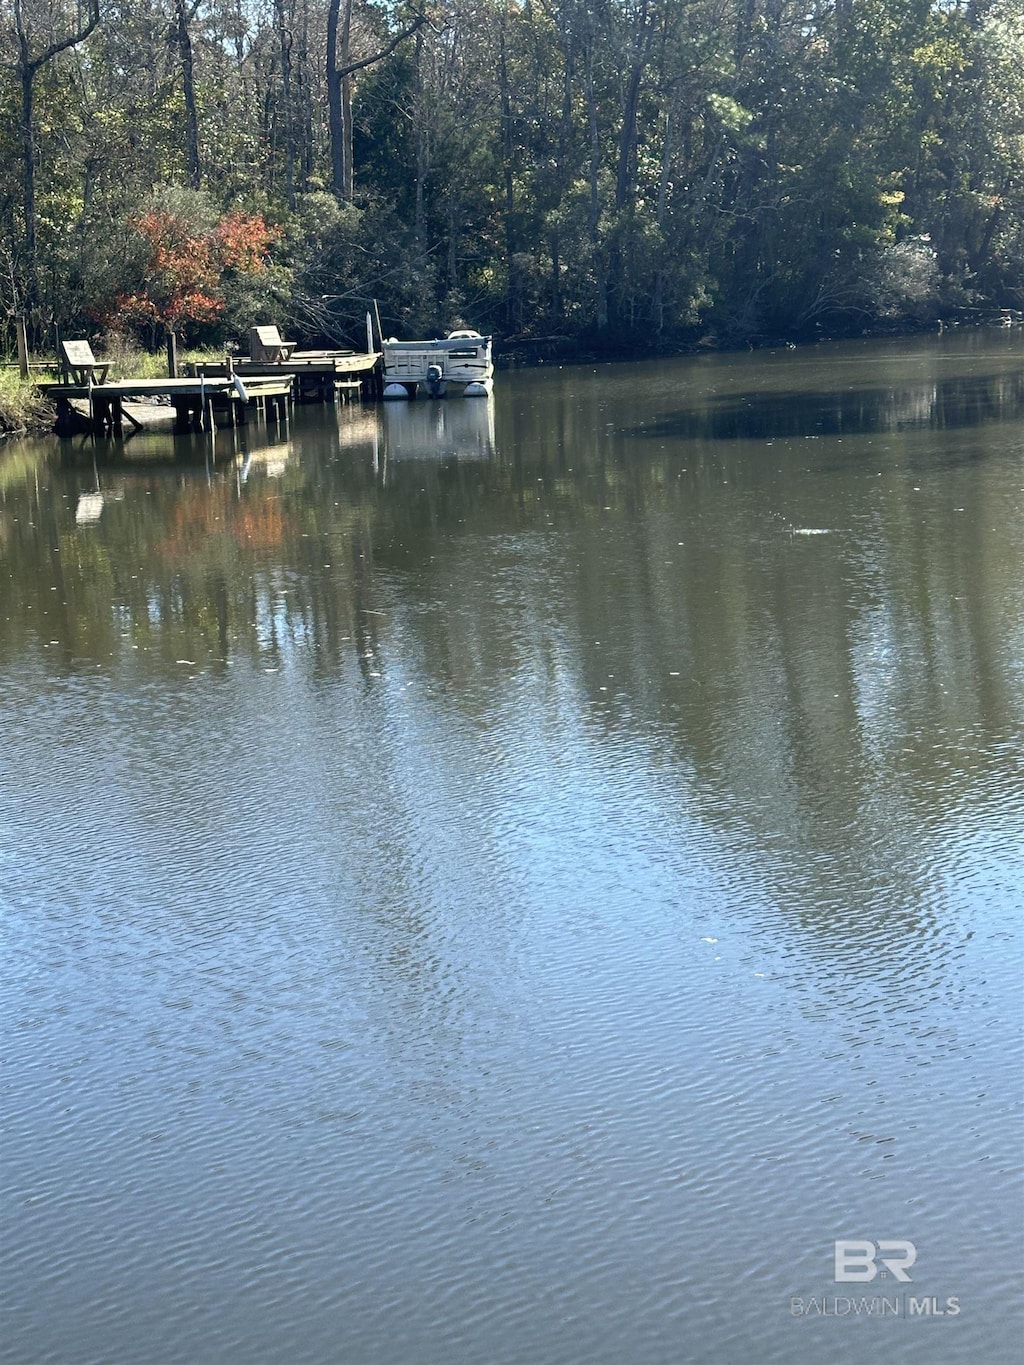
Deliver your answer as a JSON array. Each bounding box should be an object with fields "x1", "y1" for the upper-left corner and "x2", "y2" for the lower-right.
[
  {"x1": 33, "y1": 330, "x2": 382, "y2": 436},
  {"x1": 190, "y1": 351, "x2": 380, "y2": 403},
  {"x1": 41, "y1": 374, "x2": 295, "y2": 436}
]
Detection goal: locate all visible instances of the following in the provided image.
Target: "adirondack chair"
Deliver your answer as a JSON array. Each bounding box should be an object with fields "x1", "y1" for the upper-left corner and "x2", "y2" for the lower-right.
[
  {"x1": 249, "y1": 325, "x2": 295, "y2": 364},
  {"x1": 60, "y1": 340, "x2": 109, "y2": 386}
]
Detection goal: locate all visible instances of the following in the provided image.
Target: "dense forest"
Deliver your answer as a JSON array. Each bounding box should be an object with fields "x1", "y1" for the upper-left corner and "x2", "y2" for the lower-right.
[{"x1": 1, "y1": 0, "x2": 1022, "y2": 357}]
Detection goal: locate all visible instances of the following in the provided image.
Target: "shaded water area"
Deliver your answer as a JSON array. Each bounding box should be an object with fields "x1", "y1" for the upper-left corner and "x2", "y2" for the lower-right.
[{"x1": 2, "y1": 333, "x2": 1022, "y2": 1364}]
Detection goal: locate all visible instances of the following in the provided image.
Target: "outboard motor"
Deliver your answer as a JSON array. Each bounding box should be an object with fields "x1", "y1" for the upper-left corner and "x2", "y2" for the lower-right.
[{"x1": 426, "y1": 362, "x2": 446, "y2": 398}]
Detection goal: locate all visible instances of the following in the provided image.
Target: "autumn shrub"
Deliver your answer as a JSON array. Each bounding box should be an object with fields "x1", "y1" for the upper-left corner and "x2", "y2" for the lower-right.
[{"x1": 97, "y1": 191, "x2": 285, "y2": 349}]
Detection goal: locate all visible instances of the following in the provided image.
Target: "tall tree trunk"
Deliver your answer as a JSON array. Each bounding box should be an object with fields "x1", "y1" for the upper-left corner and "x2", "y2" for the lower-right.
[
  {"x1": 276, "y1": 0, "x2": 296, "y2": 206},
  {"x1": 19, "y1": 56, "x2": 36, "y2": 309},
  {"x1": 328, "y1": 1, "x2": 428, "y2": 202},
  {"x1": 339, "y1": 0, "x2": 354, "y2": 200},
  {"x1": 615, "y1": 1, "x2": 650, "y2": 211},
  {"x1": 175, "y1": 0, "x2": 201, "y2": 188},
  {"x1": 550, "y1": 228, "x2": 561, "y2": 323},
  {"x1": 297, "y1": 0, "x2": 314, "y2": 187},
  {"x1": 13, "y1": 0, "x2": 101, "y2": 313},
  {"x1": 447, "y1": 193, "x2": 459, "y2": 297},
  {"x1": 341, "y1": 70, "x2": 355, "y2": 200},
  {"x1": 584, "y1": 56, "x2": 607, "y2": 330},
  {"x1": 653, "y1": 102, "x2": 674, "y2": 334},
  {"x1": 327, "y1": 0, "x2": 355, "y2": 199},
  {"x1": 498, "y1": 13, "x2": 518, "y2": 328},
  {"x1": 327, "y1": 0, "x2": 345, "y2": 196},
  {"x1": 549, "y1": 25, "x2": 576, "y2": 325}
]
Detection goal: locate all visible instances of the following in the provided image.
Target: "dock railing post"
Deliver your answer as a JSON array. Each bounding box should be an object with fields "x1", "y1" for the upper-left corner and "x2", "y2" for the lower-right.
[
  {"x1": 16, "y1": 316, "x2": 29, "y2": 380},
  {"x1": 166, "y1": 329, "x2": 178, "y2": 378}
]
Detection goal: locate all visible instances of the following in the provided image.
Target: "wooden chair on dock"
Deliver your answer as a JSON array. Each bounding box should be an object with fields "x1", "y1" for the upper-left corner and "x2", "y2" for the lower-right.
[
  {"x1": 59, "y1": 340, "x2": 109, "y2": 386},
  {"x1": 249, "y1": 325, "x2": 295, "y2": 364}
]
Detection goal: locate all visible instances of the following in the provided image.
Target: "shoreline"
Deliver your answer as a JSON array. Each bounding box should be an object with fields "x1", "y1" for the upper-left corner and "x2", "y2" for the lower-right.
[{"x1": 3, "y1": 315, "x2": 1020, "y2": 440}]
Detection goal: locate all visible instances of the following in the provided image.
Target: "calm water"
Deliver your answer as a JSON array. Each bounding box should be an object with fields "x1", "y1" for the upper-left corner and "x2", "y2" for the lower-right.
[{"x1": 1, "y1": 333, "x2": 1022, "y2": 1364}]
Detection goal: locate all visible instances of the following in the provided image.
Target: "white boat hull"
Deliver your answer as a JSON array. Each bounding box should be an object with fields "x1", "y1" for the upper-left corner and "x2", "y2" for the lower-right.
[{"x1": 463, "y1": 378, "x2": 493, "y2": 397}]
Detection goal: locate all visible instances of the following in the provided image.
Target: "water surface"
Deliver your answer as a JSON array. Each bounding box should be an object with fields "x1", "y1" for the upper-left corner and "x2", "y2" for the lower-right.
[{"x1": 2, "y1": 333, "x2": 1022, "y2": 1363}]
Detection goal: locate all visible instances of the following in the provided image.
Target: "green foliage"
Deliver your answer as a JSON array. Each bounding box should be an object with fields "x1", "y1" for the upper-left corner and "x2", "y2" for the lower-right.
[{"x1": 866, "y1": 236, "x2": 941, "y2": 323}]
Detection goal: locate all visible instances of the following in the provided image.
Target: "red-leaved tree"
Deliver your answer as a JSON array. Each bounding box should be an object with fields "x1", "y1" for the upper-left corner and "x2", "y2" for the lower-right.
[{"x1": 112, "y1": 209, "x2": 280, "y2": 342}]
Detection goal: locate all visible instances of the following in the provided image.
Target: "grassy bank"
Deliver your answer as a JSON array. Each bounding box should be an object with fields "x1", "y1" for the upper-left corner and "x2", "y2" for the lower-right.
[{"x1": 0, "y1": 369, "x2": 52, "y2": 435}]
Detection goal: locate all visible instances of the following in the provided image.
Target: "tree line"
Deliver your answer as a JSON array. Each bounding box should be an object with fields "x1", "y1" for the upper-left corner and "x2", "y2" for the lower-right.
[{"x1": 1, "y1": 0, "x2": 1022, "y2": 356}]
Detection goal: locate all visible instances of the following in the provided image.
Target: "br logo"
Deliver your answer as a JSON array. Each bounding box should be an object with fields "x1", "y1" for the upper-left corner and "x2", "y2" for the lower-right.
[{"x1": 834, "y1": 1240, "x2": 917, "y2": 1283}]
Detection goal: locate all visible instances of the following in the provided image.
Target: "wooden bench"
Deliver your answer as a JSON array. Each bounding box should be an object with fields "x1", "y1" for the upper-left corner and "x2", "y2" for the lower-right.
[
  {"x1": 60, "y1": 340, "x2": 109, "y2": 386},
  {"x1": 249, "y1": 325, "x2": 295, "y2": 364}
]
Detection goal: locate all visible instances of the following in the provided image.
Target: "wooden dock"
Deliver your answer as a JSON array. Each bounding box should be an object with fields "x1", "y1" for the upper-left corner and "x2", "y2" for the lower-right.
[
  {"x1": 191, "y1": 351, "x2": 380, "y2": 403},
  {"x1": 41, "y1": 374, "x2": 295, "y2": 436}
]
